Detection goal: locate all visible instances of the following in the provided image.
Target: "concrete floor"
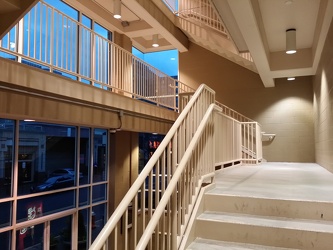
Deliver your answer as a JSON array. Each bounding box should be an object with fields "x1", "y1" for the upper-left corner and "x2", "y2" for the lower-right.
[
  {"x1": 211, "y1": 162, "x2": 333, "y2": 202},
  {"x1": 187, "y1": 162, "x2": 333, "y2": 249}
]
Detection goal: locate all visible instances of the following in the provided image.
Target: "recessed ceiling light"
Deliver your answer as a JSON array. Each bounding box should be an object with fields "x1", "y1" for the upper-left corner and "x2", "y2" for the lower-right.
[
  {"x1": 287, "y1": 77, "x2": 295, "y2": 81},
  {"x1": 24, "y1": 119, "x2": 36, "y2": 122}
]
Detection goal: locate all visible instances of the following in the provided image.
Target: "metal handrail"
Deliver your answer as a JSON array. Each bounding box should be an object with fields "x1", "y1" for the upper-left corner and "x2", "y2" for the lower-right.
[
  {"x1": 137, "y1": 103, "x2": 221, "y2": 249},
  {"x1": 89, "y1": 83, "x2": 216, "y2": 250}
]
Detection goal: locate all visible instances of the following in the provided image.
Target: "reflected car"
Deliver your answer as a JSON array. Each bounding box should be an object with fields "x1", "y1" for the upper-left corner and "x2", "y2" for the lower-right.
[
  {"x1": 51, "y1": 168, "x2": 83, "y2": 179},
  {"x1": 30, "y1": 175, "x2": 74, "y2": 193}
]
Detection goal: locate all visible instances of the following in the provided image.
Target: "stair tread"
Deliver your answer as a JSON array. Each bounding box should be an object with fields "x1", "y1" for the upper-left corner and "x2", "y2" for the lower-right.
[
  {"x1": 187, "y1": 238, "x2": 297, "y2": 250},
  {"x1": 198, "y1": 211, "x2": 333, "y2": 233}
]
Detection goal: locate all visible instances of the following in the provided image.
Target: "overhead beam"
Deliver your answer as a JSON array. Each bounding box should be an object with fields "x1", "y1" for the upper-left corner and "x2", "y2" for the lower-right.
[
  {"x1": 226, "y1": 0, "x2": 274, "y2": 87},
  {"x1": 122, "y1": 0, "x2": 189, "y2": 52},
  {"x1": 0, "y1": 0, "x2": 39, "y2": 40}
]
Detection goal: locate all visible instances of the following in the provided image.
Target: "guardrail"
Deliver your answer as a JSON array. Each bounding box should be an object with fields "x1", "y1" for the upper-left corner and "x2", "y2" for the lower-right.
[
  {"x1": 0, "y1": 0, "x2": 194, "y2": 112},
  {"x1": 241, "y1": 122, "x2": 263, "y2": 164},
  {"x1": 89, "y1": 83, "x2": 262, "y2": 250},
  {"x1": 163, "y1": 0, "x2": 253, "y2": 62},
  {"x1": 89, "y1": 84, "x2": 215, "y2": 250}
]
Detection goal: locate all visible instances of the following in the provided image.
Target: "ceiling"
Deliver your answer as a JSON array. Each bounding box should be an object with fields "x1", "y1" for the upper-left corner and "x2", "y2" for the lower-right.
[
  {"x1": 88, "y1": 0, "x2": 332, "y2": 88},
  {"x1": 1, "y1": 0, "x2": 333, "y2": 88},
  {"x1": 214, "y1": 0, "x2": 333, "y2": 87}
]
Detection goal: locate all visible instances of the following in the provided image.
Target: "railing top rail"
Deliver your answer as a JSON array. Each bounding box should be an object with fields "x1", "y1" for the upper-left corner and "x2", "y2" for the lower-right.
[
  {"x1": 215, "y1": 101, "x2": 254, "y2": 122},
  {"x1": 89, "y1": 83, "x2": 214, "y2": 250}
]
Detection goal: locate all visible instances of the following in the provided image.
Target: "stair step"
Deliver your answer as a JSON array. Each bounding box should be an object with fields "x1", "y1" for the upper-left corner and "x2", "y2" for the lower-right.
[
  {"x1": 204, "y1": 193, "x2": 333, "y2": 221},
  {"x1": 187, "y1": 238, "x2": 296, "y2": 250},
  {"x1": 195, "y1": 211, "x2": 333, "y2": 249},
  {"x1": 199, "y1": 211, "x2": 333, "y2": 233}
]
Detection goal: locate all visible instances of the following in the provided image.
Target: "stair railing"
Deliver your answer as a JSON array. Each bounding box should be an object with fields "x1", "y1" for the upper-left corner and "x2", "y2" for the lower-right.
[
  {"x1": 241, "y1": 122, "x2": 263, "y2": 164},
  {"x1": 136, "y1": 103, "x2": 221, "y2": 249},
  {"x1": 89, "y1": 84, "x2": 215, "y2": 250}
]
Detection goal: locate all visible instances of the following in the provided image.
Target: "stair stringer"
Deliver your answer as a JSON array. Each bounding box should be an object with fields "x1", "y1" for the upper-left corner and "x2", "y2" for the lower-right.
[{"x1": 176, "y1": 17, "x2": 258, "y2": 73}]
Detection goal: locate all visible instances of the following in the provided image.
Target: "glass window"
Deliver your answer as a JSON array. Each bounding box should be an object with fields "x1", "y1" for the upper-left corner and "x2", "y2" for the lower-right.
[
  {"x1": 80, "y1": 128, "x2": 90, "y2": 185},
  {"x1": 44, "y1": 0, "x2": 79, "y2": 20},
  {"x1": 17, "y1": 190, "x2": 75, "y2": 223},
  {"x1": 91, "y1": 203, "x2": 106, "y2": 242},
  {"x1": 94, "y1": 23, "x2": 111, "y2": 40},
  {"x1": 17, "y1": 222, "x2": 44, "y2": 250},
  {"x1": 51, "y1": 215, "x2": 72, "y2": 249},
  {"x1": 93, "y1": 129, "x2": 107, "y2": 183},
  {"x1": 0, "y1": 119, "x2": 14, "y2": 198},
  {"x1": 132, "y1": 48, "x2": 178, "y2": 77},
  {"x1": 0, "y1": 201, "x2": 11, "y2": 228},
  {"x1": 79, "y1": 187, "x2": 90, "y2": 207},
  {"x1": 78, "y1": 209, "x2": 89, "y2": 249},
  {"x1": 18, "y1": 121, "x2": 76, "y2": 195},
  {"x1": 80, "y1": 25, "x2": 92, "y2": 78},
  {"x1": 81, "y1": 15, "x2": 92, "y2": 29},
  {"x1": 0, "y1": 231, "x2": 11, "y2": 249},
  {"x1": 92, "y1": 184, "x2": 106, "y2": 203}
]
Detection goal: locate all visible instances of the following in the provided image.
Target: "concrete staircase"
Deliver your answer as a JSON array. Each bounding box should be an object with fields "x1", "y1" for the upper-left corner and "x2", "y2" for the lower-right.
[{"x1": 186, "y1": 188, "x2": 333, "y2": 249}]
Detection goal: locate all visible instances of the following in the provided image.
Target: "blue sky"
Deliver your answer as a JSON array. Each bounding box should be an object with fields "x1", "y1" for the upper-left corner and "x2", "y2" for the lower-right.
[{"x1": 132, "y1": 48, "x2": 178, "y2": 77}]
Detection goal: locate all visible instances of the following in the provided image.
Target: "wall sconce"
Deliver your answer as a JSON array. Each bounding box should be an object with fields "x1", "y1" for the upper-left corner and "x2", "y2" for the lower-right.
[
  {"x1": 152, "y1": 34, "x2": 159, "y2": 47},
  {"x1": 113, "y1": 0, "x2": 121, "y2": 19},
  {"x1": 286, "y1": 28, "x2": 296, "y2": 54}
]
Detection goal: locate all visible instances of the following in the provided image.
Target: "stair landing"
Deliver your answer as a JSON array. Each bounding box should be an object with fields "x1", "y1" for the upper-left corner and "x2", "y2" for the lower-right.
[
  {"x1": 212, "y1": 162, "x2": 333, "y2": 202},
  {"x1": 186, "y1": 162, "x2": 333, "y2": 249}
]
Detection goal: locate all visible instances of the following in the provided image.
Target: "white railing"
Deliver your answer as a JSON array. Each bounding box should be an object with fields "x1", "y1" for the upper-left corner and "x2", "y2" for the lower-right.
[
  {"x1": 163, "y1": 0, "x2": 254, "y2": 62},
  {"x1": 241, "y1": 122, "x2": 263, "y2": 164},
  {"x1": 0, "y1": 0, "x2": 194, "y2": 111},
  {"x1": 177, "y1": 0, "x2": 228, "y2": 36},
  {"x1": 89, "y1": 83, "x2": 263, "y2": 250},
  {"x1": 216, "y1": 101, "x2": 254, "y2": 123},
  {"x1": 89, "y1": 84, "x2": 216, "y2": 250},
  {"x1": 214, "y1": 113, "x2": 242, "y2": 167},
  {"x1": 215, "y1": 102, "x2": 262, "y2": 164}
]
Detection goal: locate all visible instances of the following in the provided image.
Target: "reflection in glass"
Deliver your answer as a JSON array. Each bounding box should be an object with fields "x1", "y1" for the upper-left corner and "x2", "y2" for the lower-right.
[
  {"x1": 0, "y1": 119, "x2": 14, "y2": 198},
  {"x1": 77, "y1": 209, "x2": 89, "y2": 250},
  {"x1": 51, "y1": 215, "x2": 72, "y2": 250},
  {"x1": 80, "y1": 128, "x2": 90, "y2": 185},
  {"x1": 93, "y1": 129, "x2": 107, "y2": 183},
  {"x1": 18, "y1": 121, "x2": 76, "y2": 195},
  {"x1": 17, "y1": 190, "x2": 75, "y2": 223},
  {"x1": 79, "y1": 187, "x2": 90, "y2": 207},
  {"x1": 0, "y1": 201, "x2": 11, "y2": 228},
  {"x1": 0, "y1": 231, "x2": 11, "y2": 249},
  {"x1": 92, "y1": 184, "x2": 106, "y2": 204},
  {"x1": 17, "y1": 223, "x2": 43, "y2": 250},
  {"x1": 91, "y1": 203, "x2": 106, "y2": 242}
]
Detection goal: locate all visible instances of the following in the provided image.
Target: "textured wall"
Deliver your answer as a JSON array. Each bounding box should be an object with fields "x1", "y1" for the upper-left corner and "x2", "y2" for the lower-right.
[
  {"x1": 179, "y1": 42, "x2": 314, "y2": 162},
  {"x1": 313, "y1": 20, "x2": 333, "y2": 172}
]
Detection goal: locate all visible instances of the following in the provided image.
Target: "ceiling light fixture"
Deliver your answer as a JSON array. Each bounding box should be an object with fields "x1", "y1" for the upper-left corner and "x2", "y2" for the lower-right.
[
  {"x1": 113, "y1": 0, "x2": 121, "y2": 19},
  {"x1": 152, "y1": 34, "x2": 159, "y2": 47},
  {"x1": 286, "y1": 28, "x2": 296, "y2": 54},
  {"x1": 287, "y1": 77, "x2": 295, "y2": 81}
]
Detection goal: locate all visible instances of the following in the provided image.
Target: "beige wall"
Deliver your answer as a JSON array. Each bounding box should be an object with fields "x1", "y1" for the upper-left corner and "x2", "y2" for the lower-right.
[
  {"x1": 179, "y1": 42, "x2": 315, "y2": 162},
  {"x1": 313, "y1": 20, "x2": 333, "y2": 172}
]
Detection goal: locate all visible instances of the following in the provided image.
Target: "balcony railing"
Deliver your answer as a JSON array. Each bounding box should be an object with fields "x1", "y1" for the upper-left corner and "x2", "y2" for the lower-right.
[
  {"x1": 0, "y1": 0, "x2": 194, "y2": 112},
  {"x1": 163, "y1": 0, "x2": 254, "y2": 62}
]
